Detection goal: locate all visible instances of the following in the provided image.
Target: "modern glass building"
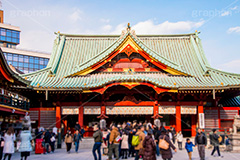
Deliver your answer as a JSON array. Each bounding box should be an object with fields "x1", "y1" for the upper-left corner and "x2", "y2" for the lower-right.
[
  {"x1": 3, "y1": 49, "x2": 49, "y2": 73},
  {"x1": 0, "y1": 9, "x2": 50, "y2": 74}
]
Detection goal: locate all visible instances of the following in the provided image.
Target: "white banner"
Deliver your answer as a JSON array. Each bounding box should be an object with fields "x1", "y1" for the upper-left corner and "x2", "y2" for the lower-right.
[
  {"x1": 181, "y1": 106, "x2": 197, "y2": 114},
  {"x1": 84, "y1": 106, "x2": 101, "y2": 115},
  {"x1": 106, "y1": 106, "x2": 153, "y2": 115},
  {"x1": 159, "y1": 106, "x2": 176, "y2": 114},
  {"x1": 62, "y1": 106, "x2": 79, "y2": 115},
  {"x1": 199, "y1": 113, "x2": 205, "y2": 129}
]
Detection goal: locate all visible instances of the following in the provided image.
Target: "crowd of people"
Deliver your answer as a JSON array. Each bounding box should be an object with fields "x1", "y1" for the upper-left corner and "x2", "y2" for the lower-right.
[
  {"x1": 91, "y1": 121, "x2": 178, "y2": 160},
  {"x1": 0, "y1": 120, "x2": 231, "y2": 160},
  {"x1": 91, "y1": 121, "x2": 227, "y2": 160}
]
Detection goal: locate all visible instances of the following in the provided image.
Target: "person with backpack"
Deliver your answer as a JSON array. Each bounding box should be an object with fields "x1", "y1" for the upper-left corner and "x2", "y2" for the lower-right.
[
  {"x1": 92, "y1": 125, "x2": 103, "y2": 160},
  {"x1": 134, "y1": 125, "x2": 145, "y2": 160},
  {"x1": 128, "y1": 127, "x2": 136, "y2": 157},
  {"x1": 108, "y1": 124, "x2": 120, "y2": 160},
  {"x1": 195, "y1": 128, "x2": 207, "y2": 160},
  {"x1": 159, "y1": 130, "x2": 177, "y2": 160},
  {"x1": 211, "y1": 129, "x2": 223, "y2": 158},
  {"x1": 185, "y1": 138, "x2": 195, "y2": 160}
]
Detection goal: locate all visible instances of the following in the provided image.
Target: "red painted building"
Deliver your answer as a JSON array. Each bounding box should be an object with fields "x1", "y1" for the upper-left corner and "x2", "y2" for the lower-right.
[{"x1": 14, "y1": 26, "x2": 240, "y2": 137}]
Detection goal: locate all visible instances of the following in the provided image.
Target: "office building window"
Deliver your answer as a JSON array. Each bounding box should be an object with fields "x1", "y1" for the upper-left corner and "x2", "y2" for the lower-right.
[
  {"x1": 3, "y1": 52, "x2": 49, "y2": 73},
  {"x1": 0, "y1": 28, "x2": 20, "y2": 44}
]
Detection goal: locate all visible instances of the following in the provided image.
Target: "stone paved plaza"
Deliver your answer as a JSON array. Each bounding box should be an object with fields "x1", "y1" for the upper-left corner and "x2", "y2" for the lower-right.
[{"x1": 10, "y1": 146, "x2": 240, "y2": 160}]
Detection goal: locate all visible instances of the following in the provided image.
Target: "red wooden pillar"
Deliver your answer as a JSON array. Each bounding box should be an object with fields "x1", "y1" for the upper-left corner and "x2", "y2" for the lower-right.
[
  {"x1": 176, "y1": 106, "x2": 181, "y2": 132},
  {"x1": 78, "y1": 106, "x2": 84, "y2": 127},
  {"x1": 63, "y1": 120, "x2": 67, "y2": 134},
  {"x1": 191, "y1": 115, "x2": 197, "y2": 137},
  {"x1": 218, "y1": 107, "x2": 221, "y2": 128},
  {"x1": 198, "y1": 105, "x2": 204, "y2": 114},
  {"x1": 56, "y1": 106, "x2": 61, "y2": 128}
]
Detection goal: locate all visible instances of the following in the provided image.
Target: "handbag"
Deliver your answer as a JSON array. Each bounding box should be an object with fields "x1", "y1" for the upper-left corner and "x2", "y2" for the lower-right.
[
  {"x1": 159, "y1": 135, "x2": 169, "y2": 150},
  {"x1": 115, "y1": 135, "x2": 121, "y2": 142},
  {"x1": 218, "y1": 135, "x2": 222, "y2": 143},
  {"x1": 51, "y1": 136, "x2": 56, "y2": 142}
]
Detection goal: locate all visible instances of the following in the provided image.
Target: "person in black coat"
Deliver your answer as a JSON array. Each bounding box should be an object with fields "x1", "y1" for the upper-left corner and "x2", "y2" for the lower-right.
[
  {"x1": 143, "y1": 130, "x2": 156, "y2": 160},
  {"x1": 159, "y1": 130, "x2": 177, "y2": 160},
  {"x1": 211, "y1": 129, "x2": 223, "y2": 158},
  {"x1": 128, "y1": 128, "x2": 136, "y2": 157},
  {"x1": 44, "y1": 130, "x2": 51, "y2": 153},
  {"x1": 75, "y1": 122, "x2": 81, "y2": 132},
  {"x1": 154, "y1": 127, "x2": 161, "y2": 156},
  {"x1": 195, "y1": 128, "x2": 207, "y2": 160}
]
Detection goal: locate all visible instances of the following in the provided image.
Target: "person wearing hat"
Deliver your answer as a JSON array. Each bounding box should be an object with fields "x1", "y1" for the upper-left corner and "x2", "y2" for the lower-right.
[
  {"x1": 211, "y1": 129, "x2": 223, "y2": 158},
  {"x1": 143, "y1": 130, "x2": 156, "y2": 160}
]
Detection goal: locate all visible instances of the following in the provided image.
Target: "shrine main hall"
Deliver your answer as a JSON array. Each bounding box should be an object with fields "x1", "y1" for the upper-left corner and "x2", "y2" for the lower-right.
[{"x1": 17, "y1": 26, "x2": 240, "y2": 137}]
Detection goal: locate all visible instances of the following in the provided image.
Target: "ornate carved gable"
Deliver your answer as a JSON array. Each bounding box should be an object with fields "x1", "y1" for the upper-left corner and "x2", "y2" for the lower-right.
[{"x1": 70, "y1": 30, "x2": 187, "y2": 76}]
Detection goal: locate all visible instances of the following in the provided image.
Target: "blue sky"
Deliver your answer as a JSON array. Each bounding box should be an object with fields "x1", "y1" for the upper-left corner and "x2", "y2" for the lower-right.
[{"x1": 2, "y1": 0, "x2": 240, "y2": 73}]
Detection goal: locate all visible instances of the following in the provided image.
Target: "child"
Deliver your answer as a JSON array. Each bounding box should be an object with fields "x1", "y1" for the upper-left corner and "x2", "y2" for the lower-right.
[
  {"x1": 185, "y1": 138, "x2": 195, "y2": 160},
  {"x1": 225, "y1": 136, "x2": 230, "y2": 152}
]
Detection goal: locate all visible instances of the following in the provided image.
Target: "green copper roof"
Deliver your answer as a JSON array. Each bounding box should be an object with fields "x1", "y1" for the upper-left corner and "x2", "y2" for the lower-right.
[{"x1": 20, "y1": 30, "x2": 240, "y2": 89}]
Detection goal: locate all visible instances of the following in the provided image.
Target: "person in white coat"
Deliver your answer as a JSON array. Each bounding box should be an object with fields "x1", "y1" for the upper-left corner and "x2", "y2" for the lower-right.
[
  {"x1": 121, "y1": 132, "x2": 129, "y2": 159},
  {"x1": 177, "y1": 131, "x2": 183, "y2": 150},
  {"x1": 19, "y1": 127, "x2": 32, "y2": 160},
  {"x1": 3, "y1": 127, "x2": 15, "y2": 160}
]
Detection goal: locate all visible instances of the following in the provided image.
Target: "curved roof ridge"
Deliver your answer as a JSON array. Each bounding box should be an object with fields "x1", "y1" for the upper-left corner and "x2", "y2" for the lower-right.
[
  {"x1": 21, "y1": 67, "x2": 51, "y2": 77},
  {"x1": 55, "y1": 32, "x2": 199, "y2": 38},
  {"x1": 207, "y1": 66, "x2": 240, "y2": 77},
  {"x1": 0, "y1": 48, "x2": 30, "y2": 85}
]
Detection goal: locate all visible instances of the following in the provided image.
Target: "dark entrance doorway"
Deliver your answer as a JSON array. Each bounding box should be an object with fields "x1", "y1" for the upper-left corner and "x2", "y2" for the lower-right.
[
  {"x1": 181, "y1": 115, "x2": 192, "y2": 137},
  {"x1": 62, "y1": 115, "x2": 78, "y2": 133}
]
